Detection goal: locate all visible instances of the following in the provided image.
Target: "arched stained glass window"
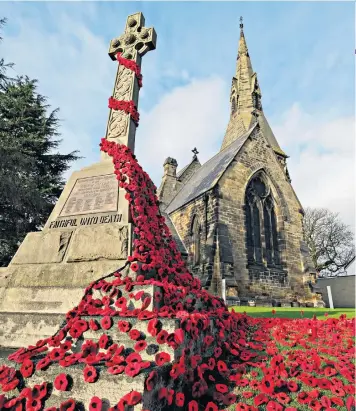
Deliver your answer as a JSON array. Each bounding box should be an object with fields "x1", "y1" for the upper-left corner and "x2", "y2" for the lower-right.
[{"x1": 245, "y1": 173, "x2": 280, "y2": 266}]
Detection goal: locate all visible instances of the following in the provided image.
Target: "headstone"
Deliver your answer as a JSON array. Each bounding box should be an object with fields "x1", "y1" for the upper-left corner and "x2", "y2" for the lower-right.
[{"x1": 0, "y1": 12, "x2": 156, "y2": 348}]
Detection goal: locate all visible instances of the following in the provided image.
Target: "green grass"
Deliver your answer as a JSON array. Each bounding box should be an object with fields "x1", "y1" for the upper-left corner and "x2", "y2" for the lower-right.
[{"x1": 228, "y1": 306, "x2": 355, "y2": 319}]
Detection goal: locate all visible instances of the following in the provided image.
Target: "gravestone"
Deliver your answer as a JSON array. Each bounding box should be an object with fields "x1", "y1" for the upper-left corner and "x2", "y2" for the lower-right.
[{"x1": 0, "y1": 12, "x2": 157, "y2": 348}]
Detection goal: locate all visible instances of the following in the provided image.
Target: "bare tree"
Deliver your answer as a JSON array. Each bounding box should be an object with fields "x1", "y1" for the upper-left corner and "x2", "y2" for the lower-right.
[{"x1": 303, "y1": 207, "x2": 355, "y2": 276}]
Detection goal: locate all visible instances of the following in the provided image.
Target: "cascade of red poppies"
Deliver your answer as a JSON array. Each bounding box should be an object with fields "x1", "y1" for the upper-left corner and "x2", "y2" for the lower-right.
[
  {"x1": 0, "y1": 53, "x2": 355, "y2": 411},
  {"x1": 107, "y1": 52, "x2": 142, "y2": 127}
]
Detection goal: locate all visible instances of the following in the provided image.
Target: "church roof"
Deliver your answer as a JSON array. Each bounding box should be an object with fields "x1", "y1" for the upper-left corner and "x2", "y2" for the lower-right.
[
  {"x1": 159, "y1": 209, "x2": 188, "y2": 255},
  {"x1": 177, "y1": 162, "x2": 192, "y2": 179},
  {"x1": 165, "y1": 124, "x2": 257, "y2": 214}
]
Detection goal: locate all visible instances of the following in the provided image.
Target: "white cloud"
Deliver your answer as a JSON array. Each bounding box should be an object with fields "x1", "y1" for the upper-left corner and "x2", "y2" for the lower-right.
[
  {"x1": 273, "y1": 103, "x2": 355, "y2": 228},
  {"x1": 136, "y1": 76, "x2": 229, "y2": 185},
  {"x1": 2, "y1": 10, "x2": 113, "y2": 172}
]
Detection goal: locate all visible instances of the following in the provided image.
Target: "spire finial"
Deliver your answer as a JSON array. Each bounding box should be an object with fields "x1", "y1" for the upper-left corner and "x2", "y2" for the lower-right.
[
  {"x1": 239, "y1": 16, "x2": 244, "y2": 31},
  {"x1": 192, "y1": 147, "x2": 199, "y2": 159}
]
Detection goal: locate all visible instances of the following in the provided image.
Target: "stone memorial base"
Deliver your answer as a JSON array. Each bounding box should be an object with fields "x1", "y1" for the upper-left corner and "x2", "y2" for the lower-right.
[{"x1": 0, "y1": 160, "x2": 132, "y2": 349}]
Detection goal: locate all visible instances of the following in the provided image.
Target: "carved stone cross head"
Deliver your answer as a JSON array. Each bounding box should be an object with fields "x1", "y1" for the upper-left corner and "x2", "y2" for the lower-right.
[{"x1": 108, "y1": 12, "x2": 157, "y2": 62}]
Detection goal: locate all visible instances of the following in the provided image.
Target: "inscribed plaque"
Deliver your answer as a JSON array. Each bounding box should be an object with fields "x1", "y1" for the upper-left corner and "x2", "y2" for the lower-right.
[{"x1": 60, "y1": 175, "x2": 118, "y2": 217}]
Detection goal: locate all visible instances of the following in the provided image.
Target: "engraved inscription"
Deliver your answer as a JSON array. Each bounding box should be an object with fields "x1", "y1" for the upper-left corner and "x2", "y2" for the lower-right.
[
  {"x1": 60, "y1": 175, "x2": 118, "y2": 217},
  {"x1": 49, "y1": 214, "x2": 123, "y2": 229}
]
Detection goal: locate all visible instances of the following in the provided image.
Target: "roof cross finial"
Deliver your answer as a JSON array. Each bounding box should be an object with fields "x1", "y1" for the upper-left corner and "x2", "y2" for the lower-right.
[
  {"x1": 192, "y1": 147, "x2": 199, "y2": 159},
  {"x1": 239, "y1": 16, "x2": 244, "y2": 31}
]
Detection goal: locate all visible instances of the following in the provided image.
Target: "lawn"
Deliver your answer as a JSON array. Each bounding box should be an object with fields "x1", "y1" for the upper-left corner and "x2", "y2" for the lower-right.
[{"x1": 229, "y1": 306, "x2": 355, "y2": 319}]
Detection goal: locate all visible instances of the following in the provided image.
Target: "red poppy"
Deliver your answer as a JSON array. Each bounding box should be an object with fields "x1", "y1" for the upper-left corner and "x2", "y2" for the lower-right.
[
  {"x1": 260, "y1": 376, "x2": 275, "y2": 395},
  {"x1": 242, "y1": 392, "x2": 254, "y2": 399},
  {"x1": 309, "y1": 400, "x2": 323, "y2": 411},
  {"x1": 83, "y1": 365, "x2": 98, "y2": 383},
  {"x1": 126, "y1": 352, "x2": 141, "y2": 363},
  {"x1": 98, "y1": 334, "x2": 110, "y2": 349},
  {"x1": 125, "y1": 362, "x2": 141, "y2": 377},
  {"x1": 59, "y1": 399, "x2": 75, "y2": 411},
  {"x1": 54, "y1": 373, "x2": 69, "y2": 391},
  {"x1": 266, "y1": 401, "x2": 283, "y2": 411},
  {"x1": 69, "y1": 320, "x2": 88, "y2": 338},
  {"x1": 346, "y1": 396, "x2": 356, "y2": 411},
  {"x1": 100, "y1": 316, "x2": 113, "y2": 330},
  {"x1": 2, "y1": 378, "x2": 19, "y2": 392},
  {"x1": 49, "y1": 348, "x2": 65, "y2": 361},
  {"x1": 188, "y1": 400, "x2": 199, "y2": 411},
  {"x1": 235, "y1": 403, "x2": 250, "y2": 411},
  {"x1": 108, "y1": 365, "x2": 125, "y2": 375},
  {"x1": 155, "y1": 352, "x2": 171, "y2": 366},
  {"x1": 174, "y1": 328, "x2": 184, "y2": 344},
  {"x1": 115, "y1": 297, "x2": 127, "y2": 310},
  {"x1": 89, "y1": 397, "x2": 102, "y2": 411},
  {"x1": 145, "y1": 371, "x2": 157, "y2": 391},
  {"x1": 297, "y1": 392, "x2": 311, "y2": 404},
  {"x1": 276, "y1": 392, "x2": 291, "y2": 405},
  {"x1": 287, "y1": 380, "x2": 298, "y2": 392},
  {"x1": 147, "y1": 318, "x2": 160, "y2": 336},
  {"x1": 27, "y1": 398, "x2": 42, "y2": 411},
  {"x1": 222, "y1": 392, "x2": 236, "y2": 406},
  {"x1": 126, "y1": 391, "x2": 142, "y2": 406},
  {"x1": 156, "y1": 330, "x2": 168, "y2": 344},
  {"x1": 324, "y1": 366, "x2": 337, "y2": 377},
  {"x1": 89, "y1": 319, "x2": 100, "y2": 331},
  {"x1": 36, "y1": 357, "x2": 51, "y2": 371},
  {"x1": 217, "y1": 360, "x2": 228, "y2": 373},
  {"x1": 330, "y1": 385, "x2": 345, "y2": 397},
  {"x1": 321, "y1": 396, "x2": 332, "y2": 408},
  {"x1": 205, "y1": 402, "x2": 218, "y2": 411},
  {"x1": 20, "y1": 359, "x2": 34, "y2": 378},
  {"x1": 216, "y1": 384, "x2": 228, "y2": 394},
  {"x1": 117, "y1": 320, "x2": 131, "y2": 332},
  {"x1": 175, "y1": 392, "x2": 185, "y2": 407},
  {"x1": 133, "y1": 340, "x2": 147, "y2": 352},
  {"x1": 317, "y1": 378, "x2": 331, "y2": 389},
  {"x1": 138, "y1": 310, "x2": 155, "y2": 320},
  {"x1": 5, "y1": 398, "x2": 20, "y2": 409},
  {"x1": 128, "y1": 329, "x2": 141, "y2": 340},
  {"x1": 254, "y1": 394, "x2": 269, "y2": 406}
]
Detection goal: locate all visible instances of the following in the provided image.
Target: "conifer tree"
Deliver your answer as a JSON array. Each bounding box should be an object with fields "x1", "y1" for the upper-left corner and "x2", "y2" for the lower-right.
[{"x1": 0, "y1": 18, "x2": 79, "y2": 266}]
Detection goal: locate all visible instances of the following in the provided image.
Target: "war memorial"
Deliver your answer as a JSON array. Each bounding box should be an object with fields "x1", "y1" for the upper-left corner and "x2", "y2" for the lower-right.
[{"x1": 0, "y1": 11, "x2": 354, "y2": 411}]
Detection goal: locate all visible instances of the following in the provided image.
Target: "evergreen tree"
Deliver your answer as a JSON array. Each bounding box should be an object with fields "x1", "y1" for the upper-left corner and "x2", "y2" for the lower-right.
[{"x1": 0, "y1": 19, "x2": 79, "y2": 266}]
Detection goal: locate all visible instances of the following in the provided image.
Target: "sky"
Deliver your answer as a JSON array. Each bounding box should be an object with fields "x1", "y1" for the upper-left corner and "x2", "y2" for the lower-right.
[{"x1": 1, "y1": 1, "x2": 355, "y2": 228}]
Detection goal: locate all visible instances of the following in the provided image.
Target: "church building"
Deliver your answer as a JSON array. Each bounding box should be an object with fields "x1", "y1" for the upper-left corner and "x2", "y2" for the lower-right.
[{"x1": 158, "y1": 19, "x2": 316, "y2": 305}]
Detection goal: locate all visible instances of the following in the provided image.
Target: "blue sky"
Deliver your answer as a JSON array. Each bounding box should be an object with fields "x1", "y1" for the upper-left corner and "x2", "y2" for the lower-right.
[{"x1": 1, "y1": 1, "x2": 355, "y2": 226}]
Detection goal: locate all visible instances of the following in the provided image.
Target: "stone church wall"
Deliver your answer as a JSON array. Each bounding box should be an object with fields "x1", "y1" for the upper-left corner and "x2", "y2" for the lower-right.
[
  {"x1": 217, "y1": 128, "x2": 313, "y2": 301},
  {"x1": 169, "y1": 189, "x2": 219, "y2": 289}
]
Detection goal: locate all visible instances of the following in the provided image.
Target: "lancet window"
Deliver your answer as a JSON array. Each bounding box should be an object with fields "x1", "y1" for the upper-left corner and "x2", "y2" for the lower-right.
[
  {"x1": 191, "y1": 216, "x2": 201, "y2": 266},
  {"x1": 245, "y1": 173, "x2": 280, "y2": 267}
]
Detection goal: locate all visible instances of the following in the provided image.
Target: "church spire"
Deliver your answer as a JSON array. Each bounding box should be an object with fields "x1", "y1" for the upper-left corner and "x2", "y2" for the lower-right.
[{"x1": 220, "y1": 17, "x2": 286, "y2": 156}]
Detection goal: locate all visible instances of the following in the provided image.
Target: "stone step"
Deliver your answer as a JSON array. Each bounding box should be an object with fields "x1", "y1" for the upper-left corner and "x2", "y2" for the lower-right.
[
  {"x1": 0, "y1": 312, "x2": 66, "y2": 348},
  {"x1": 1, "y1": 358, "x2": 155, "y2": 410},
  {"x1": 0, "y1": 284, "x2": 163, "y2": 349},
  {"x1": 80, "y1": 316, "x2": 178, "y2": 361}
]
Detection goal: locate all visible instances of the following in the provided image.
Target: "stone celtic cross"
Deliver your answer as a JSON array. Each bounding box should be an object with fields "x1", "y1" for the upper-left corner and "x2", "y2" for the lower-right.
[{"x1": 102, "y1": 12, "x2": 156, "y2": 157}]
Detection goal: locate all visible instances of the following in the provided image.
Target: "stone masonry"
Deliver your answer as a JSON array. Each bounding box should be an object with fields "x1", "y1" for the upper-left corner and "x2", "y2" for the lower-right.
[{"x1": 158, "y1": 19, "x2": 316, "y2": 305}]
